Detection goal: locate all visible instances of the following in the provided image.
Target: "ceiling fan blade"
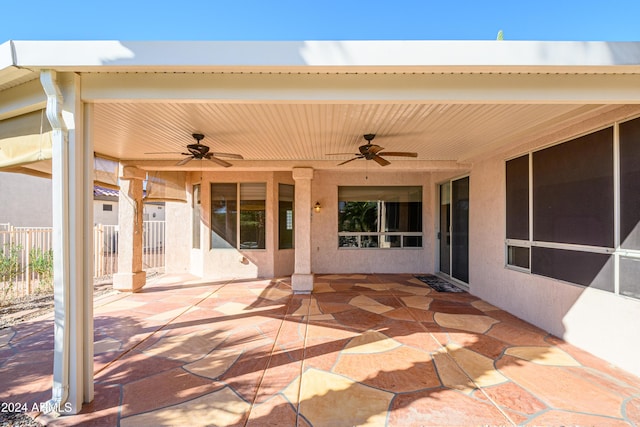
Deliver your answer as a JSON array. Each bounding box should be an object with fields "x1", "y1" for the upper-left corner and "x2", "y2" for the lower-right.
[
  {"x1": 337, "y1": 157, "x2": 362, "y2": 166},
  {"x1": 372, "y1": 155, "x2": 391, "y2": 166},
  {"x1": 176, "y1": 156, "x2": 194, "y2": 166},
  {"x1": 326, "y1": 153, "x2": 358, "y2": 156},
  {"x1": 211, "y1": 152, "x2": 244, "y2": 159},
  {"x1": 368, "y1": 145, "x2": 384, "y2": 154},
  {"x1": 207, "y1": 156, "x2": 233, "y2": 168},
  {"x1": 378, "y1": 151, "x2": 418, "y2": 157}
]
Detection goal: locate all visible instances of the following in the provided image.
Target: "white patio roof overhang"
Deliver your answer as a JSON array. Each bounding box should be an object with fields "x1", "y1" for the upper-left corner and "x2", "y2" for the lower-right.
[{"x1": 3, "y1": 40, "x2": 640, "y2": 174}]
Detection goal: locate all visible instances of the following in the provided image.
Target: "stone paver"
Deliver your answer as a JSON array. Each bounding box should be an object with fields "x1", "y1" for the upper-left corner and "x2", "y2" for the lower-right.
[{"x1": 1, "y1": 273, "x2": 639, "y2": 426}]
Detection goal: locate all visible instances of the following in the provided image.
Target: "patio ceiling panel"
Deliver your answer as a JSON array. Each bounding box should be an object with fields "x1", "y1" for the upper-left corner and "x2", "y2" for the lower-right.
[{"x1": 91, "y1": 102, "x2": 614, "y2": 169}]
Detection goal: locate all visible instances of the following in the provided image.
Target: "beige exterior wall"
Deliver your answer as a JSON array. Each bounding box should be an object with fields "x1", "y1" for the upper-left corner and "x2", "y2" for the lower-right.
[
  {"x1": 0, "y1": 172, "x2": 52, "y2": 227},
  {"x1": 93, "y1": 200, "x2": 118, "y2": 225},
  {"x1": 165, "y1": 200, "x2": 191, "y2": 274},
  {"x1": 467, "y1": 131, "x2": 640, "y2": 378}
]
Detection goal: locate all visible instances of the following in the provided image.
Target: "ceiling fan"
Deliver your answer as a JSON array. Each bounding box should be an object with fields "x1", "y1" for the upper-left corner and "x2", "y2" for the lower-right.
[
  {"x1": 328, "y1": 134, "x2": 418, "y2": 166},
  {"x1": 147, "y1": 133, "x2": 244, "y2": 167}
]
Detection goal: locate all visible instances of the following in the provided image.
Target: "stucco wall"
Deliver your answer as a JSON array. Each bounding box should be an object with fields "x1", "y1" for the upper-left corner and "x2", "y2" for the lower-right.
[
  {"x1": 93, "y1": 200, "x2": 119, "y2": 225},
  {"x1": 165, "y1": 200, "x2": 191, "y2": 274},
  {"x1": 468, "y1": 148, "x2": 640, "y2": 378},
  {"x1": 311, "y1": 170, "x2": 434, "y2": 274}
]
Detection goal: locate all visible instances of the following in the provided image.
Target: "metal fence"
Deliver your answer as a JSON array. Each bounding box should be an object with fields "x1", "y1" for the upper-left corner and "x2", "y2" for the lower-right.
[
  {"x1": 1, "y1": 221, "x2": 165, "y2": 300},
  {"x1": 0, "y1": 227, "x2": 54, "y2": 299}
]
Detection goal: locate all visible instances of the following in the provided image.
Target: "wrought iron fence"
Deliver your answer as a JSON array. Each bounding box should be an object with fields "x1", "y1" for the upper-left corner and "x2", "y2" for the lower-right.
[
  {"x1": 0, "y1": 227, "x2": 54, "y2": 299},
  {"x1": 1, "y1": 221, "x2": 165, "y2": 300}
]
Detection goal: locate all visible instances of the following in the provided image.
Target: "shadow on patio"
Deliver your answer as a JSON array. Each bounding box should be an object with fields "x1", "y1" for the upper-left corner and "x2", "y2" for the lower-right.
[{"x1": 1, "y1": 273, "x2": 639, "y2": 426}]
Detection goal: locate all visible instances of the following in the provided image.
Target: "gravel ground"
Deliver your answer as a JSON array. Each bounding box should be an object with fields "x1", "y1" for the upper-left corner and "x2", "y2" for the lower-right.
[
  {"x1": 0, "y1": 281, "x2": 115, "y2": 329},
  {"x1": 0, "y1": 404, "x2": 42, "y2": 426},
  {"x1": 1, "y1": 280, "x2": 117, "y2": 426}
]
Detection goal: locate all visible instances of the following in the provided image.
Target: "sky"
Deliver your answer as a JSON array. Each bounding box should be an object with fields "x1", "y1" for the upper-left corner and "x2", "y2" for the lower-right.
[{"x1": 1, "y1": 0, "x2": 640, "y2": 43}]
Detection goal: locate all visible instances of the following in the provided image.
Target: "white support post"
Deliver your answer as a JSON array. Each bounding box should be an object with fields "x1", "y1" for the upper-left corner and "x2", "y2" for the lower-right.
[
  {"x1": 41, "y1": 70, "x2": 90, "y2": 415},
  {"x1": 291, "y1": 167, "x2": 314, "y2": 293},
  {"x1": 82, "y1": 103, "x2": 95, "y2": 402}
]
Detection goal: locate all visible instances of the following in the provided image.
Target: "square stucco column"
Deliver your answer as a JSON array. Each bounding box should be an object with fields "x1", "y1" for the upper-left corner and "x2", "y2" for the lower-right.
[
  {"x1": 292, "y1": 167, "x2": 314, "y2": 293},
  {"x1": 113, "y1": 166, "x2": 147, "y2": 292}
]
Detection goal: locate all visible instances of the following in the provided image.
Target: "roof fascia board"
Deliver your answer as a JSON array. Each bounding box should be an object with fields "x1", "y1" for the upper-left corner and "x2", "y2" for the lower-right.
[
  {"x1": 82, "y1": 71, "x2": 640, "y2": 104},
  {"x1": 0, "y1": 41, "x2": 16, "y2": 70},
  {"x1": 8, "y1": 40, "x2": 640, "y2": 72}
]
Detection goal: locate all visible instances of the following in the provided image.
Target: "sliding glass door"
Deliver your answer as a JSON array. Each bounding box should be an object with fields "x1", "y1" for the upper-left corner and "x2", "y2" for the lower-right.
[{"x1": 439, "y1": 176, "x2": 469, "y2": 283}]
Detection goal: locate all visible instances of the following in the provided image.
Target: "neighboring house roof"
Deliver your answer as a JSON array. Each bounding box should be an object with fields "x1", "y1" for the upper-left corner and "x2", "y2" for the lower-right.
[{"x1": 93, "y1": 185, "x2": 118, "y2": 201}]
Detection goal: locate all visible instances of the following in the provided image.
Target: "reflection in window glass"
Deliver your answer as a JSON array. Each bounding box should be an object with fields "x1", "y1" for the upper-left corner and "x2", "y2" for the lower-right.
[
  {"x1": 240, "y1": 183, "x2": 266, "y2": 249},
  {"x1": 279, "y1": 184, "x2": 294, "y2": 249},
  {"x1": 211, "y1": 183, "x2": 237, "y2": 248},
  {"x1": 211, "y1": 182, "x2": 267, "y2": 250},
  {"x1": 338, "y1": 186, "x2": 422, "y2": 248}
]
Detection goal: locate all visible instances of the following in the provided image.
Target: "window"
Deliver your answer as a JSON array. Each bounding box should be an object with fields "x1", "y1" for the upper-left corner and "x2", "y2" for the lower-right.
[
  {"x1": 211, "y1": 183, "x2": 237, "y2": 248},
  {"x1": 278, "y1": 184, "x2": 294, "y2": 249},
  {"x1": 210, "y1": 183, "x2": 266, "y2": 249},
  {"x1": 505, "y1": 155, "x2": 530, "y2": 270},
  {"x1": 102, "y1": 204, "x2": 113, "y2": 211},
  {"x1": 620, "y1": 117, "x2": 640, "y2": 250},
  {"x1": 532, "y1": 128, "x2": 614, "y2": 247},
  {"x1": 192, "y1": 184, "x2": 201, "y2": 249},
  {"x1": 240, "y1": 183, "x2": 266, "y2": 249},
  {"x1": 505, "y1": 117, "x2": 640, "y2": 300},
  {"x1": 338, "y1": 186, "x2": 422, "y2": 249}
]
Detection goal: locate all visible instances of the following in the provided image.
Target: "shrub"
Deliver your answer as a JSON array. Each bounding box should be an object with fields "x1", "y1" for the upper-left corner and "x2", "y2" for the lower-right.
[
  {"x1": 29, "y1": 248, "x2": 54, "y2": 293},
  {"x1": 0, "y1": 243, "x2": 23, "y2": 303}
]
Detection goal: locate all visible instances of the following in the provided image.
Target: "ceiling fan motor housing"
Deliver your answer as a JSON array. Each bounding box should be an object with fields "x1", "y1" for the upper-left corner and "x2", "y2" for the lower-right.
[{"x1": 186, "y1": 143, "x2": 210, "y2": 158}]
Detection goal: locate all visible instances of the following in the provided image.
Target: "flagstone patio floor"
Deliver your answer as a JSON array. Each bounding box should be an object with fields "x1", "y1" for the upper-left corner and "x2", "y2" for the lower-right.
[{"x1": 1, "y1": 273, "x2": 639, "y2": 426}]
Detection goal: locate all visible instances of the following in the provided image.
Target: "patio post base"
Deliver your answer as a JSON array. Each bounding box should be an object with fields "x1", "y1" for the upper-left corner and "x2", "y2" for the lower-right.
[
  {"x1": 113, "y1": 271, "x2": 147, "y2": 292},
  {"x1": 291, "y1": 273, "x2": 314, "y2": 294}
]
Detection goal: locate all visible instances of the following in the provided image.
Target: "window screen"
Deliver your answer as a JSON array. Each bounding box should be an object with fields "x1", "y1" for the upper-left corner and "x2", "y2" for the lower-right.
[
  {"x1": 533, "y1": 127, "x2": 614, "y2": 247},
  {"x1": 506, "y1": 155, "x2": 529, "y2": 240},
  {"x1": 620, "y1": 117, "x2": 640, "y2": 250},
  {"x1": 531, "y1": 247, "x2": 614, "y2": 292}
]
